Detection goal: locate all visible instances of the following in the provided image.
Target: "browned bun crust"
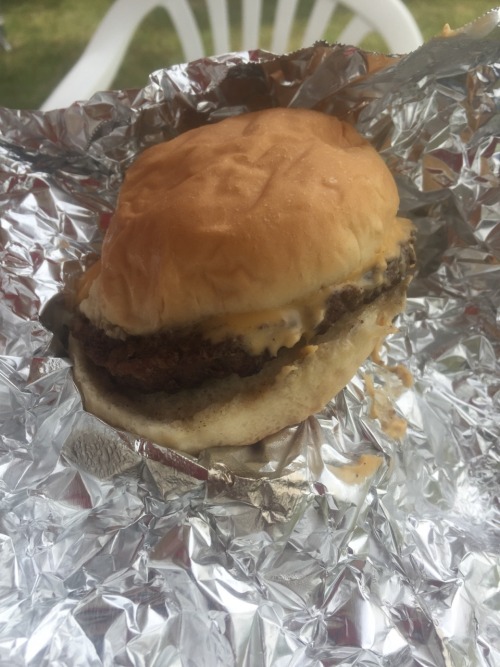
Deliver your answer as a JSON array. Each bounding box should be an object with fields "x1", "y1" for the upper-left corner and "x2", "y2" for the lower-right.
[
  {"x1": 70, "y1": 284, "x2": 407, "y2": 455},
  {"x1": 78, "y1": 107, "x2": 413, "y2": 335}
]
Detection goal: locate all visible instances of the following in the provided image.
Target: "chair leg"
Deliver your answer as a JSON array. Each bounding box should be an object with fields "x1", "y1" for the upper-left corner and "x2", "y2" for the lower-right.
[{"x1": 0, "y1": 15, "x2": 12, "y2": 51}]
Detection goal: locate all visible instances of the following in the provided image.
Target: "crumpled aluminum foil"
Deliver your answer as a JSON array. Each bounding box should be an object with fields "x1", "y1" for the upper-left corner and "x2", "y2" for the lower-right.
[{"x1": 1, "y1": 8, "x2": 500, "y2": 666}]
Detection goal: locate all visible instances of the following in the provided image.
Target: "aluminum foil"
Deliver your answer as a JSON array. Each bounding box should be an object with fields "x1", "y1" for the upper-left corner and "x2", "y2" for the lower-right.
[{"x1": 1, "y1": 9, "x2": 500, "y2": 666}]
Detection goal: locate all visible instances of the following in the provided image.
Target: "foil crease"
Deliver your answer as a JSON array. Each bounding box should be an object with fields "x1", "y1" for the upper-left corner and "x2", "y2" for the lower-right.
[{"x1": 1, "y1": 9, "x2": 500, "y2": 666}]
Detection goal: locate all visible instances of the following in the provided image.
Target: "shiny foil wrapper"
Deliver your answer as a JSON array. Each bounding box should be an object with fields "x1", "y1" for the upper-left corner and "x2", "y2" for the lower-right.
[{"x1": 1, "y1": 9, "x2": 500, "y2": 666}]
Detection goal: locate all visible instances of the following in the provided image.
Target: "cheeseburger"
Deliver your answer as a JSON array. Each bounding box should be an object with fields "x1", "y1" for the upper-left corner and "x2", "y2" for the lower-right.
[{"x1": 70, "y1": 107, "x2": 415, "y2": 455}]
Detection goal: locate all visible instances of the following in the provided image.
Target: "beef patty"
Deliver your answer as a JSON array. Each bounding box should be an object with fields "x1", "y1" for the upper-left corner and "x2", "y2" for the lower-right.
[{"x1": 72, "y1": 239, "x2": 415, "y2": 394}]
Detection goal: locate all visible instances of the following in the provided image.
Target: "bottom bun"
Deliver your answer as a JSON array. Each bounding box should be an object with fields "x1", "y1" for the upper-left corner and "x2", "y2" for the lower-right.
[{"x1": 69, "y1": 284, "x2": 407, "y2": 455}]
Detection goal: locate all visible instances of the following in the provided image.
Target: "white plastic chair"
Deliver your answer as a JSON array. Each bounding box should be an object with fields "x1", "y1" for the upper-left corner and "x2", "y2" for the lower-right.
[{"x1": 41, "y1": 0, "x2": 423, "y2": 111}]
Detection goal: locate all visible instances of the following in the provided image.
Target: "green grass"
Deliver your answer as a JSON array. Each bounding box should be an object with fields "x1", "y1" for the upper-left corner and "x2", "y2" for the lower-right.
[{"x1": 0, "y1": 0, "x2": 498, "y2": 109}]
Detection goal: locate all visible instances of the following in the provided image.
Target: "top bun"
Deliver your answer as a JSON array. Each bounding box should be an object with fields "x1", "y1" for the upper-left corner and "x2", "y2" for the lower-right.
[{"x1": 79, "y1": 107, "x2": 412, "y2": 335}]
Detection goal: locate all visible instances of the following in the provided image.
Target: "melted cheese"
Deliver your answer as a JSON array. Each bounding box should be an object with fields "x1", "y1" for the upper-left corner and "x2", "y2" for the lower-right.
[
  {"x1": 203, "y1": 271, "x2": 389, "y2": 356},
  {"x1": 330, "y1": 454, "x2": 382, "y2": 485},
  {"x1": 364, "y1": 354, "x2": 415, "y2": 441}
]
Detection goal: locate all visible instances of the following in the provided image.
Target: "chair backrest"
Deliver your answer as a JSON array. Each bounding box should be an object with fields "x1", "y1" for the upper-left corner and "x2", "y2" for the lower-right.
[{"x1": 41, "y1": 0, "x2": 423, "y2": 111}]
